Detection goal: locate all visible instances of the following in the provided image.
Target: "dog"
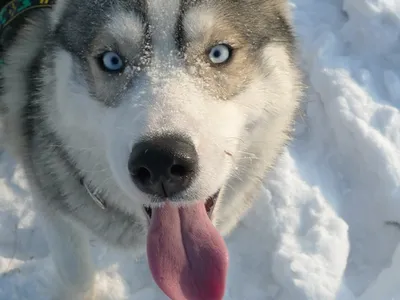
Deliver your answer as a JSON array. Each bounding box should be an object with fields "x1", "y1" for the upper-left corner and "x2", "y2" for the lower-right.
[{"x1": 0, "y1": 0, "x2": 303, "y2": 299}]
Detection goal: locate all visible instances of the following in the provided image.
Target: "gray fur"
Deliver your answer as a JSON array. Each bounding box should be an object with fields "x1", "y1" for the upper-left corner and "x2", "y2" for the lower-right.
[{"x1": 0, "y1": 0, "x2": 303, "y2": 298}]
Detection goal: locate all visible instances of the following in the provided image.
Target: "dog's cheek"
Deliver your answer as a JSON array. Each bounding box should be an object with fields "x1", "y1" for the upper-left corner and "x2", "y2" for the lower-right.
[
  {"x1": 101, "y1": 102, "x2": 151, "y2": 201},
  {"x1": 105, "y1": 137, "x2": 133, "y2": 197},
  {"x1": 196, "y1": 103, "x2": 245, "y2": 186},
  {"x1": 102, "y1": 109, "x2": 133, "y2": 192}
]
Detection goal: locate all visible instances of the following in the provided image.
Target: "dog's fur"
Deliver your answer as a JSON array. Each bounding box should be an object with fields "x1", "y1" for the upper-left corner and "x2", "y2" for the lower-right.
[{"x1": 0, "y1": 0, "x2": 302, "y2": 298}]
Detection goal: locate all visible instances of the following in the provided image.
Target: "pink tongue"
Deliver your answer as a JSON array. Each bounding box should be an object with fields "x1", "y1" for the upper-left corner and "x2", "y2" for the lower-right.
[{"x1": 147, "y1": 201, "x2": 229, "y2": 300}]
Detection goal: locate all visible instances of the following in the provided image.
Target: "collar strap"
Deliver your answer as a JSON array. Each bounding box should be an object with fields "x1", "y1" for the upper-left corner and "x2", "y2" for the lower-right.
[
  {"x1": 0, "y1": 0, "x2": 55, "y2": 31},
  {"x1": 0, "y1": 0, "x2": 55, "y2": 63}
]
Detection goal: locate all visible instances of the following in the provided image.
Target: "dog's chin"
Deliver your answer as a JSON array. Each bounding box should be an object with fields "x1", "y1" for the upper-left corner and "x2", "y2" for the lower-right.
[{"x1": 143, "y1": 189, "x2": 220, "y2": 222}]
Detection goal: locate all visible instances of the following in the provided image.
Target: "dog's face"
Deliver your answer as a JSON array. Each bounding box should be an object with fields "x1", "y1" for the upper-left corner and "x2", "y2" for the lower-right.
[{"x1": 48, "y1": 0, "x2": 300, "y2": 235}]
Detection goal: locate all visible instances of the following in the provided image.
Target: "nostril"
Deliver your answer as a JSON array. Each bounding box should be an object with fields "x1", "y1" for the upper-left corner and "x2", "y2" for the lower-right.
[
  {"x1": 170, "y1": 164, "x2": 188, "y2": 177},
  {"x1": 134, "y1": 167, "x2": 152, "y2": 185}
]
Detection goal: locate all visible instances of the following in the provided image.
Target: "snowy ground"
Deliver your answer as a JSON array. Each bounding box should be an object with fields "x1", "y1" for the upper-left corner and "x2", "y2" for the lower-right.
[{"x1": 0, "y1": 0, "x2": 399, "y2": 299}]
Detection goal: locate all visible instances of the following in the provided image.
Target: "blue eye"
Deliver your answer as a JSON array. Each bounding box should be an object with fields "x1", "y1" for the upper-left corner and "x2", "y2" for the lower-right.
[
  {"x1": 208, "y1": 44, "x2": 232, "y2": 64},
  {"x1": 100, "y1": 51, "x2": 124, "y2": 72}
]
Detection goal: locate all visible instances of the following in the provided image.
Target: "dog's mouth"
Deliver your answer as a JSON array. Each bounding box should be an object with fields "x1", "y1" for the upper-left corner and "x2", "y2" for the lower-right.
[
  {"x1": 143, "y1": 190, "x2": 219, "y2": 220},
  {"x1": 82, "y1": 178, "x2": 227, "y2": 298}
]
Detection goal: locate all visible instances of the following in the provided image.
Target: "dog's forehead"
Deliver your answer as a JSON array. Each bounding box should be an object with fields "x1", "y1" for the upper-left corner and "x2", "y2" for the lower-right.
[
  {"x1": 53, "y1": 0, "x2": 145, "y2": 54},
  {"x1": 54, "y1": 0, "x2": 292, "y2": 55}
]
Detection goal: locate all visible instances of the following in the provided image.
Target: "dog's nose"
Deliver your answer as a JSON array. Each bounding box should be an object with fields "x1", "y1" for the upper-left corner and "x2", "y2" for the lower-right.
[{"x1": 128, "y1": 135, "x2": 198, "y2": 198}]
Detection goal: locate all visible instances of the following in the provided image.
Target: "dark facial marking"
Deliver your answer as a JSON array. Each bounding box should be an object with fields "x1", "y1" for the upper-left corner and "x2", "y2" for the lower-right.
[
  {"x1": 54, "y1": 0, "x2": 148, "y2": 60},
  {"x1": 53, "y1": 0, "x2": 151, "y2": 107}
]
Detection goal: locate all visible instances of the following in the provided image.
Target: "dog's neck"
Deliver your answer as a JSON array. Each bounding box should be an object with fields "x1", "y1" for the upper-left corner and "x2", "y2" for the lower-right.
[{"x1": 0, "y1": 0, "x2": 55, "y2": 62}]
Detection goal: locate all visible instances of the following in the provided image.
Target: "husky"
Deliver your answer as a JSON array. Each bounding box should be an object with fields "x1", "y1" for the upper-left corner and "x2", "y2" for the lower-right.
[{"x1": 0, "y1": 0, "x2": 302, "y2": 299}]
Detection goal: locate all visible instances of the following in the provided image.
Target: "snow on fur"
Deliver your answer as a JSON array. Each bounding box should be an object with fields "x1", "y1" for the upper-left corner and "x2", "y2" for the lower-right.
[{"x1": 0, "y1": 0, "x2": 399, "y2": 299}]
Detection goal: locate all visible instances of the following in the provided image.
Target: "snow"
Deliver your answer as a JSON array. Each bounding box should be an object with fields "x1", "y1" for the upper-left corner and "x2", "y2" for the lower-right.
[{"x1": 0, "y1": 0, "x2": 399, "y2": 298}]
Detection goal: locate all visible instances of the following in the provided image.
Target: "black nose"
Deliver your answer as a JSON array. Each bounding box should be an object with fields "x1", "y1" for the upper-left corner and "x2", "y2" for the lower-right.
[{"x1": 128, "y1": 135, "x2": 198, "y2": 198}]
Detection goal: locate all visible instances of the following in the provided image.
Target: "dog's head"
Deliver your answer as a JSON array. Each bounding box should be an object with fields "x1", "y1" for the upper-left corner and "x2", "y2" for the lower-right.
[
  {"x1": 48, "y1": 0, "x2": 300, "y2": 236},
  {"x1": 46, "y1": 0, "x2": 301, "y2": 298}
]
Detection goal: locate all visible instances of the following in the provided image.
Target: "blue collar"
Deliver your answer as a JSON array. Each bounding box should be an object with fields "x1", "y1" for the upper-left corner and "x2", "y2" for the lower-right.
[{"x1": 0, "y1": 0, "x2": 55, "y2": 64}]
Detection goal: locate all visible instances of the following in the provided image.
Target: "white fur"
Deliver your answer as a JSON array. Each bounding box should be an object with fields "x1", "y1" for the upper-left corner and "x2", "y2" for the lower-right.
[
  {"x1": 43, "y1": 211, "x2": 95, "y2": 300},
  {"x1": 183, "y1": 6, "x2": 216, "y2": 42},
  {"x1": 147, "y1": 0, "x2": 180, "y2": 51},
  {"x1": 0, "y1": 1, "x2": 302, "y2": 299},
  {"x1": 1, "y1": 17, "x2": 46, "y2": 159},
  {"x1": 215, "y1": 45, "x2": 302, "y2": 235},
  {"x1": 43, "y1": 2, "x2": 301, "y2": 226},
  {"x1": 50, "y1": 0, "x2": 68, "y2": 27},
  {"x1": 105, "y1": 11, "x2": 145, "y2": 46}
]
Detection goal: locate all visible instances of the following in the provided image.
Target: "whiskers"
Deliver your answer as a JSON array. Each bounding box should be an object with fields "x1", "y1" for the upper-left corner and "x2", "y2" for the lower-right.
[{"x1": 224, "y1": 150, "x2": 232, "y2": 157}]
